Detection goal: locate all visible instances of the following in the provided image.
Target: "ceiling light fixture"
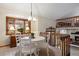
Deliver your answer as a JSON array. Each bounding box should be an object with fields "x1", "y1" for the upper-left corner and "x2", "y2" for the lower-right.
[{"x1": 28, "y1": 3, "x2": 37, "y2": 21}]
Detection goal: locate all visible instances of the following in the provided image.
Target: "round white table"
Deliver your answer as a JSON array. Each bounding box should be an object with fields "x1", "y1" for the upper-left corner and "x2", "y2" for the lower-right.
[
  {"x1": 18, "y1": 36, "x2": 45, "y2": 56},
  {"x1": 31, "y1": 36, "x2": 45, "y2": 42},
  {"x1": 21, "y1": 36, "x2": 45, "y2": 42}
]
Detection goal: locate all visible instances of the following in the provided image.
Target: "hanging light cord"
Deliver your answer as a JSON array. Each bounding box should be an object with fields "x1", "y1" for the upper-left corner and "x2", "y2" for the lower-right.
[
  {"x1": 30, "y1": 3, "x2": 32, "y2": 56},
  {"x1": 30, "y1": 3, "x2": 37, "y2": 21},
  {"x1": 31, "y1": 3, "x2": 33, "y2": 19}
]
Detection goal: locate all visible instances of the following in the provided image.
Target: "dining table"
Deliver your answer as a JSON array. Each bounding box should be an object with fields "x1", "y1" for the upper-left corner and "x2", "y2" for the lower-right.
[
  {"x1": 21, "y1": 36, "x2": 45, "y2": 42},
  {"x1": 17, "y1": 36, "x2": 46, "y2": 56}
]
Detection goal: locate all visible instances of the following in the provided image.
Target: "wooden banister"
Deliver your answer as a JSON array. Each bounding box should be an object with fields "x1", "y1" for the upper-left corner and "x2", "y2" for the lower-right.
[{"x1": 60, "y1": 34, "x2": 70, "y2": 56}]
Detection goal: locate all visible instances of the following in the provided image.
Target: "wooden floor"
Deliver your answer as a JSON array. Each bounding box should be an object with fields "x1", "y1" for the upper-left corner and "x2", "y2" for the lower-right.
[
  {"x1": 0, "y1": 46, "x2": 18, "y2": 56},
  {"x1": 38, "y1": 48, "x2": 55, "y2": 56}
]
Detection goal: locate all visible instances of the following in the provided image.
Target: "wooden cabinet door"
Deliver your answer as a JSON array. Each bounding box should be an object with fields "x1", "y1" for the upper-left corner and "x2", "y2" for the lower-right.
[{"x1": 10, "y1": 36, "x2": 16, "y2": 48}]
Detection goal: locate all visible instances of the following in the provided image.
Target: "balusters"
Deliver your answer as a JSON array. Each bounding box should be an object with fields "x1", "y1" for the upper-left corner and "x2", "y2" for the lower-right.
[{"x1": 60, "y1": 35, "x2": 70, "y2": 56}]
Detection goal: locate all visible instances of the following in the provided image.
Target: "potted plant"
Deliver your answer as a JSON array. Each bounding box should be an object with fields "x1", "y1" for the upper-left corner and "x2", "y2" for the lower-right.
[
  {"x1": 31, "y1": 33, "x2": 35, "y2": 38},
  {"x1": 17, "y1": 28, "x2": 24, "y2": 34}
]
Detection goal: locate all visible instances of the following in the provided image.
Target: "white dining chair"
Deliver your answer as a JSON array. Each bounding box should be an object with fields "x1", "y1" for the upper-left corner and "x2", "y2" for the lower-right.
[{"x1": 17, "y1": 36, "x2": 38, "y2": 56}]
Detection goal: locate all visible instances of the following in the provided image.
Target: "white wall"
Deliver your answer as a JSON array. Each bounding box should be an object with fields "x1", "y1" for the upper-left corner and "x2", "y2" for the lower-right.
[
  {"x1": 0, "y1": 13, "x2": 10, "y2": 46},
  {"x1": 38, "y1": 17, "x2": 56, "y2": 33}
]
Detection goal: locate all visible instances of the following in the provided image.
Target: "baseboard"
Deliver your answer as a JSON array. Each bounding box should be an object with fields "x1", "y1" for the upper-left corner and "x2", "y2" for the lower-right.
[{"x1": 0, "y1": 44, "x2": 10, "y2": 47}]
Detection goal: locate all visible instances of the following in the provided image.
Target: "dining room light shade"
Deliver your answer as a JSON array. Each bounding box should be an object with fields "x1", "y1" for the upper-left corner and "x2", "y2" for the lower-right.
[
  {"x1": 33, "y1": 17, "x2": 37, "y2": 21},
  {"x1": 27, "y1": 3, "x2": 37, "y2": 21},
  {"x1": 28, "y1": 16, "x2": 37, "y2": 21},
  {"x1": 9, "y1": 25, "x2": 15, "y2": 31},
  {"x1": 26, "y1": 26, "x2": 29, "y2": 30},
  {"x1": 28, "y1": 16, "x2": 32, "y2": 21}
]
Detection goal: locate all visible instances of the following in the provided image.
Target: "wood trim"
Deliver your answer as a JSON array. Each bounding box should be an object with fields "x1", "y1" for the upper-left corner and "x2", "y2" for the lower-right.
[
  {"x1": 6, "y1": 16, "x2": 8, "y2": 35},
  {"x1": 24, "y1": 20, "x2": 26, "y2": 34},
  {"x1": 56, "y1": 15, "x2": 79, "y2": 28},
  {"x1": 14, "y1": 18, "x2": 16, "y2": 34},
  {"x1": 29, "y1": 21, "x2": 31, "y2": 33},
  {"x1": 6, "y1": 16, "x2": 28, "y2": 21},
  {"x1": 56, "y1": 16, "x2": 79, "y2": 21},
  {"x1": 0, "y1": 44, "x2": 10, "y2": 47},
  {"x1": 60, "y1": 35, "x2": 70, "y2": 56},
  {"x1": 6, "y1": 16, "x2": 31, "y2": 35}
]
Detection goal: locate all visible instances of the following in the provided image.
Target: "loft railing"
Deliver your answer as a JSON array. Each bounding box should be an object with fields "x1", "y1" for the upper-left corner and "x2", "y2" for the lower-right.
[{"x1": 51, "y1": 33, "x2": 71, "y2": 56}]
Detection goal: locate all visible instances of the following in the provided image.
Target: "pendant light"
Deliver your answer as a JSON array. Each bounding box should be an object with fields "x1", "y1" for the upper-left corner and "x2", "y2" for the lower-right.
[{"x1": 28, "y1": 3, "x2": 37, "y2": 21}]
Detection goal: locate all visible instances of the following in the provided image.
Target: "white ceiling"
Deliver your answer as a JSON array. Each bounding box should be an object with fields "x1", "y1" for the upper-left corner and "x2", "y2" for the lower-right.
[{"x1": 0, "y1": 3, "x2": 79, "y2": 20}]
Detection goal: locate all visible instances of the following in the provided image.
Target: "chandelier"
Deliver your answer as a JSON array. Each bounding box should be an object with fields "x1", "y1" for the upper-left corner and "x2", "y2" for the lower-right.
[{"x1": 28, "y1": 3, "x2": 37, "y2": 21}]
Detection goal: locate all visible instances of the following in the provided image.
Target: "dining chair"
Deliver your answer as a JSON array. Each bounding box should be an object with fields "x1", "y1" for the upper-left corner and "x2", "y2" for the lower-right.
[{"x1": 17, "y1": 36, "x2": 38, "y2": 56}]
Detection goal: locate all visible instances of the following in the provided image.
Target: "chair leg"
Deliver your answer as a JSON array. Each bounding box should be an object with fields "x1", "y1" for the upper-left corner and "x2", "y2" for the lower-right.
[{"x1": 33, "y1": 48, "x2": 40, "y2": 56}]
